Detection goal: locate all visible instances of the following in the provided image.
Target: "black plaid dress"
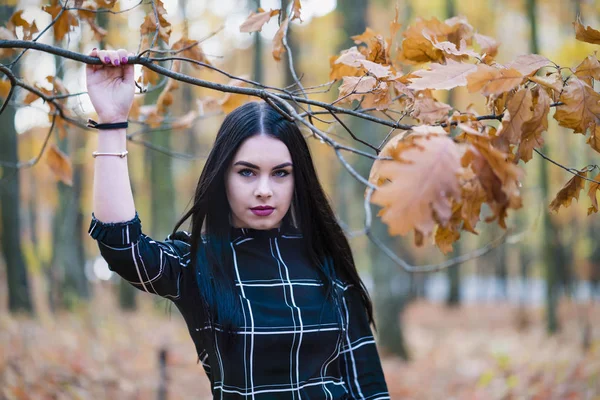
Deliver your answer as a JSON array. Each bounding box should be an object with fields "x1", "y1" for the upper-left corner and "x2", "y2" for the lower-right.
[{"x1": 88, "y1": 213, "x2": 390, "y2": 399}]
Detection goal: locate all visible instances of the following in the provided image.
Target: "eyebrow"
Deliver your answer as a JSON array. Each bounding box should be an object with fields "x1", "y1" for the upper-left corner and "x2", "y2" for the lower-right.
[{"x1": 233, "y1": 161, "x2": 293, "y2": 170}]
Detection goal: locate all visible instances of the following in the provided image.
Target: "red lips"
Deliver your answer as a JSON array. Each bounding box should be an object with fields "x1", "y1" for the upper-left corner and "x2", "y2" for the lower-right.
[{"x1": 251, "y1": 206, "x2": 274, "y2": 210}]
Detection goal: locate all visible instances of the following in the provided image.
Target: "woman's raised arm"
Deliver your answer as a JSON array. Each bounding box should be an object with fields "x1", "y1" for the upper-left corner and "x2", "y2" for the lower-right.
[{"x1": 86, "y1": 48, "x2": 136, "y2": 223}]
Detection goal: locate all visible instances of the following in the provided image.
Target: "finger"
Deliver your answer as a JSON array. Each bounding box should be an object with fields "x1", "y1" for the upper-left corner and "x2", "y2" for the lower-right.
[
  {"x1": 97, "y1": 50, "x2": 110, "y2": 65},
  {"x1": 116, "y1": 49, "x2": 129, "y2": 65},
  {"x1": 123, "y1": 52, "x2": 136, "y2": 83},
  {"x1": 87, "y1": 47, "x2": 99, "y2": 73},
  {"x1": 108, "y1": 49, "x2": 121, "y2": 66}
]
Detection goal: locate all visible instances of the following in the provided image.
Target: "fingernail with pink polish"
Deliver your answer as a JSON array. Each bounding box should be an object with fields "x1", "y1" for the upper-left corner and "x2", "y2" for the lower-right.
[
  {"x1": 115, "y1": 59, "x2": 120, "y2": 66},
  {"x1": 121, "y1": 56, "x2": 128, "y2": 64},
  {"x1": 104, "y1": 56, "x2": 110, "y2": 63}
]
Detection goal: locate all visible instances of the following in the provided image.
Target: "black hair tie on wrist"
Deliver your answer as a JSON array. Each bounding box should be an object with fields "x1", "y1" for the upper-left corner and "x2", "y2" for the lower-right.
[{"x1": 87, "y1": 118, "x2": 129, "y2": 130}]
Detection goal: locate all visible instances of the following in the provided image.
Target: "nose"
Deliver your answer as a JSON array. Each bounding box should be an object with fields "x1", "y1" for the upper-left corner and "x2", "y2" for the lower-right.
[{"x1": 254, "y1": 175, "x2": 273, "y2": 198}]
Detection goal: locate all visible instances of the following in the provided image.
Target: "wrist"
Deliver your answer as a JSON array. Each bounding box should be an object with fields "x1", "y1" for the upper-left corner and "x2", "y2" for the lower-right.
[{"x1": 97, "y1": 115, "x2": 129, "y2": 124}]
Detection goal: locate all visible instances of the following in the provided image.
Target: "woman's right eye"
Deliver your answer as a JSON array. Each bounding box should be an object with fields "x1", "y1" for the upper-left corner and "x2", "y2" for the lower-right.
[{"x1": 238, "y1": 169, "x2": 254, "y2": 177}]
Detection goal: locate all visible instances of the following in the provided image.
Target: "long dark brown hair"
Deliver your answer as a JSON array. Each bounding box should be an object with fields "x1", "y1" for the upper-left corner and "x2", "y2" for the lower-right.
[{"x1": 172, "y1": 101, "x2": 374, "y2": 335}]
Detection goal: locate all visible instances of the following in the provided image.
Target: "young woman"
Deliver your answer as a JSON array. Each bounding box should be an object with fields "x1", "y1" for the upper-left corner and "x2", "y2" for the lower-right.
[{"x1": 86, "y1": 48, "x2": 390, "y2": 399}]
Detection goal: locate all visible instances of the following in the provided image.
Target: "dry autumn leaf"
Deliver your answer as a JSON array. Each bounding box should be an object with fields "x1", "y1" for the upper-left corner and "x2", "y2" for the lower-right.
[
  {"x1": 466, "y1": 64, "x2": 523, "y2": 97},
  {"x1": 272, "y1": 18, "x2": 289, "y2": 61},
  {"x1": 291, "y1": 0, "x2": 302, "y2": 21},
  {"x1": 411, "y1": 97, "x2": 452, "y2": 124},
  {"x1": 46, "y1": 144, "x2": 72, "y2": 186},
  {"x1": 553, "y1": 77, "x2": 600, "y2": 134},
  {"x1": 587, "y1": 172, "x2": 600, "y2": 215},
  {"x1": 400, "y1": 17, "x2": 452, "y2": 64},
  {"x1": 497, "y1": 88, "x2": 534, "y2": 145},
  {"x1": 528, "y1": 73, "x2": 564, "y2": 95},
  {"x1": 139, "y1": 0, "x2": 171, "y2": 43},
  {"x1": 370, "y1": 133, "x2": 464, "y2": 238},
  {"x1": 240, "y1": 8, "x2": 280, "y2": 33},
  {"x1": 42, "y1": 1, "x2": 79, "y2": 42},
  {"x1": 172, "y1": 38, "x2": 211, "y2": 68},
  {"x1": 549, "y1": 171, "x2": 588, "y2": 212},
  {"x1": 574, "y1": 20, "x2": 600, "y2": 45},
  {"x1": 474, "y1": 33, "x2": 499, "y2": 57},
  {"x1": 518, "y1": 86, "x2": 551, "y2": 162},
  {"x1": 220, "y1": 78, "x2": 252, "y2": 113},
  {"x1": 9, "y1": 9, "x2": 39, "y2": 40},
  {"x1": 407, "y1": 59, "x2": 478, "y2": 91},
  {"x1": 505, "y1": 54, "x2": 550, "y2": 76},
  {"x1": 573, "y1": 55, "x2": 600, "y2": 86}
]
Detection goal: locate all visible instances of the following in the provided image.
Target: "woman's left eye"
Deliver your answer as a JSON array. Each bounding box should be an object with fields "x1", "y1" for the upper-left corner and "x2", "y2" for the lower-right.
[{"x1": 274, "y1": 170, "x2": 290, "y2": 177}]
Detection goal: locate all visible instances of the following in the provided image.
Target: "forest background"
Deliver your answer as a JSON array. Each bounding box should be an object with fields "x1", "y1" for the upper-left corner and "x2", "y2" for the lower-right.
[{"x1": 1, "y1": 0, "x2": 600, "y2": 398}]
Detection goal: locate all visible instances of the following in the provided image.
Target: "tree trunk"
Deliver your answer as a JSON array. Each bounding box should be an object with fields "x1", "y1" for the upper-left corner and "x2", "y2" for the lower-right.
[
  {"x1": 337, "y1": 0, "x2": 411, "y2": 360},
  {"x1": 48, "y1": 49, "x2": 89, "y2": 310},
  {"x1": 527, "y1": 0, "x2": 560, "y2": 333},
  {"x1": 0, "y1": 4, "x2": 33, "y2": 314}
]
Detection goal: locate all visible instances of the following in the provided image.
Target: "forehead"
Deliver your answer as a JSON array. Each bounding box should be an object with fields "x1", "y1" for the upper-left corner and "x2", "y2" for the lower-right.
[{"x1": 232, "y1": 135, "x2": 292, "y2": 165}]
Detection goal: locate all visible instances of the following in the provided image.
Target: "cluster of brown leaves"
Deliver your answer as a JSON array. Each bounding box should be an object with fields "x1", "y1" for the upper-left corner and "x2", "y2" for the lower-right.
[{"x1": 326, "y1": 15, "x2": 600, "y2": 252}]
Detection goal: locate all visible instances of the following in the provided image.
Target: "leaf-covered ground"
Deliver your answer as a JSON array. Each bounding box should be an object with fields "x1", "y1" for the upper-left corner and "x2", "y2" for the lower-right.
[{"x1": 1, "y1": 295, "x2": 598, "y2": 399}]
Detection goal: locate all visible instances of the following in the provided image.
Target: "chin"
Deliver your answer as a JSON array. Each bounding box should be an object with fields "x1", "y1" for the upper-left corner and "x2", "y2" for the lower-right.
[{"x1": 249, "y1": 217, "x2": 282, "y2": 230}]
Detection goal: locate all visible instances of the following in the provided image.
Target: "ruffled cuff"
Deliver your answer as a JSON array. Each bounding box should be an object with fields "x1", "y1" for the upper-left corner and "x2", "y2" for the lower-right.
[{"x1": 88, "y1": 212, "x2": 142, "y2": 246}]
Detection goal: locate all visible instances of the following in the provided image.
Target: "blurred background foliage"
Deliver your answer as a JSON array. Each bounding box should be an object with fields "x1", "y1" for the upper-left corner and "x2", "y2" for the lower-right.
[{"x1": 1, "y1": 0, "x2": 600, "y2": 398}]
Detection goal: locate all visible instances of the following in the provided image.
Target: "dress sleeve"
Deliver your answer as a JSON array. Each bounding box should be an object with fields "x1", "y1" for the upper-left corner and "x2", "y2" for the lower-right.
[
  {"x1": 88, "y1": 212, "x2": 192, "y2": 301},
  {"x1": 340, "y1": 284, "x2": 390, "y2": 400}
]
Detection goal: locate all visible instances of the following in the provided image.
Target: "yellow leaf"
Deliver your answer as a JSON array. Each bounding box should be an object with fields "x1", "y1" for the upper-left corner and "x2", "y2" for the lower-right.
[
  {"x1": 46, "y1": 144, "x2": 72, "y2": 186},
  {"x1": 239, "y1": 8, "x2": 280, "y2": 33},
  {"x1": 139, "y1": 0, "x2": 171, "y2": 43},
  {"x1": 466, "y1": 64, "x2": 523, "y2": 97},
  {"x1": 0, "y1": 79, "x2": 12, "y2": 99},
  {"x1": 272, "y1": 18, "x2": 289, "y2": 61},
  {"x1": 574, "y1": 20, "x2": 600, "y2": 45},
  {"x1": 370, "y1": 134, "x2": 463, "y2": 238},
  {"x1": 549, "y1": 171, "x2": 588, "y2": 213},
  {"x1": 9, "y1": 9, "x2": 39, "y2": 40}
]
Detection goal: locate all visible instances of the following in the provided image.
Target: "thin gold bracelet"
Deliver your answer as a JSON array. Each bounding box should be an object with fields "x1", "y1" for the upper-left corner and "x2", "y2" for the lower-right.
[{"x1": 92, "y1": 151, "x2": 128, "y2": 158}]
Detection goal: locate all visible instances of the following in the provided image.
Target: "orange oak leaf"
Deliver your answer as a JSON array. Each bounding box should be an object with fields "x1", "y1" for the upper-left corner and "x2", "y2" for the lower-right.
[
  {"x1": 574, "y1": 20, "x2": 600, "y2": 45},
  {"x1": 423, "y1": 29, "x2": 479, "y2": 59},
  {"x1": 553, "y1": 77, "x2": 600, "y2": 134},
  {"x1": 272, "y1": 18, "x2": 289, "y2": 61},
  {"x1": 434, "y1": 213, "x2": 461, "y2": 254},
  {"x1": 528, "y1": 73, "x2": 564, "y2": 95},
  {"x1": 518, "y1": 86, "x2": 551, "y2": 162},
  {"x1": 400, "y1": 17, "x2": 453, "y2": 64},
  {"x1": 586, "y1": 125, "x2": 600, "y2": 153},
  {"x1": 474, "y1": 33, "x2": 499, "y2": 57},
  {"x1": 370, "y1": 134, "x2": 464, "y2": 238},
  {"x1": 240, "y1": 8, "x2": 280, "y2": 33},
  {"x1": 411, "y1": 97, "x2": 452, "y2": 124},
  {"x1": 466, "y1": 64, "x2": 523, "y2": 97},
  {"x1": 139, "y1": 0, "x2": 171, "y2": 43},
  {"x1": 352, "y1": 30, "x2": 388, "y2": 65},
  {"x1": 497, "y1": 88, "x2": 534, "y2": 145},
  {"x1": 549, "y1": 171, "x2": 588, "y2": 212},
  {"x1": 291, "y1": 0, "x2": 302, "y2": 21},
  {"x1": 9, "y1": 10, "x2": 39, "y2": 40},
  {"x1": 335, "y1": 46, "x2": 366, "y2": 67},
  {"x1": 46, "y1": 144, "x2": 72, "y2": 186},
  {"x1": 0, "y1": 79, "x2": 11, "y2": 99},
  {"x1": 220, "y1": 78, "x2": 253, "y2": 113},
  {"x1": 355, "y1": 59, "x2": 392, "y2": 79},
  {"x1": 172, "y1": 38, "x2": 211, "y2": 68},
  {"x1": 407, "y1": 59, "x2": 478, "y2": 91},
  {"x1": 573, "y1": 55, "x2": 600, "y2": 86},
  {"x1": 505, "y1": 54, "x2": 550, "y2": 76},
  {"x1": 460, "y1": 177, "x2": 487, "y2": 233},
  {"x1": 42, "y1": 2, "x2": 79, "y2": 42},
  {"x1": 336, "y1": 76, "x2": 378, "y2": 103},
  {"x1": 587, "y1": 173, "x2": 600, "y2": 215}
]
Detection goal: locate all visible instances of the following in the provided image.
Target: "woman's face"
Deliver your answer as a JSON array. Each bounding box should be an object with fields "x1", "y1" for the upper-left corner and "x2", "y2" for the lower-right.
[{"x1": 225, "y1": 134, "x2": 295, "y2": 230}]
